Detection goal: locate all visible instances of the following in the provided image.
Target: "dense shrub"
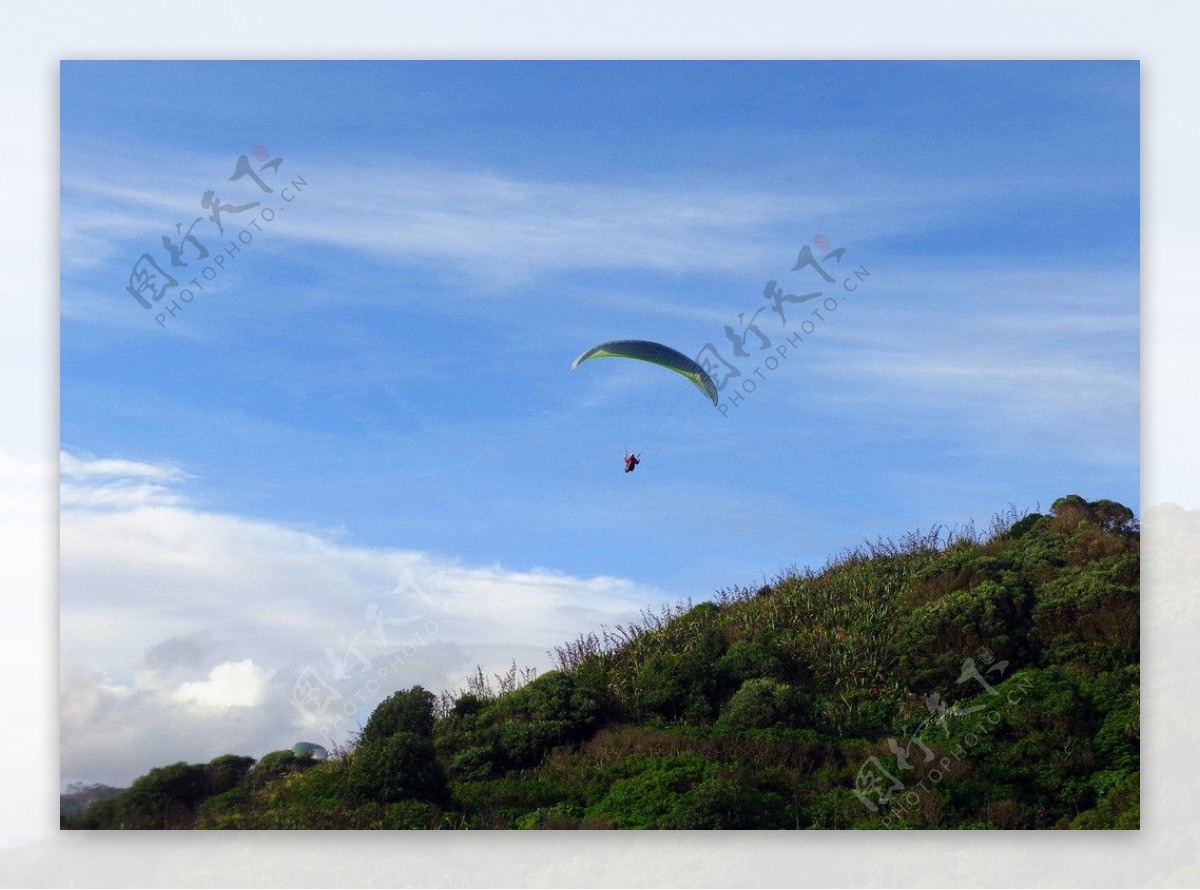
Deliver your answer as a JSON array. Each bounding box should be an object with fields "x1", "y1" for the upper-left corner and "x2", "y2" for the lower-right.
[
  {"x1": 719, "y1": 678, "x2": 807, "y2": 730},
  {"x1": 361, "y1": 685, "x2": 436, "y2": 744},
  {"x1": 349, "y1": 732, "x2": 448, "y2": 804},
  {"x1": 80, "y1": 754, "x2": 258, "y2": 829},
  {"x1": 244, "y1": 750, "x2": 316, "y2": 789}
]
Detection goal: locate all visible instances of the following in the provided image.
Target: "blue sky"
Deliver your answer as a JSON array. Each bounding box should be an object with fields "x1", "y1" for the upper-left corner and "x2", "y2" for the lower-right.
[{"x1": 59, "y1": 60, "x2": 1139, "y2": 784}]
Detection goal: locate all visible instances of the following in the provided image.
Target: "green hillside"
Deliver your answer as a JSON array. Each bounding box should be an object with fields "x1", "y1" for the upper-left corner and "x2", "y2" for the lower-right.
[{"x1": 67, "y1": 495, "x2": 1139, "y2": 830}]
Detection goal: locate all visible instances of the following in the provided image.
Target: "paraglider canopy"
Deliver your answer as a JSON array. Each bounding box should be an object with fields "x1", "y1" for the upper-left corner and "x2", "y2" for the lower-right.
[{"x1": 570, "y1": 339, "x2": 718, "y2": 406}]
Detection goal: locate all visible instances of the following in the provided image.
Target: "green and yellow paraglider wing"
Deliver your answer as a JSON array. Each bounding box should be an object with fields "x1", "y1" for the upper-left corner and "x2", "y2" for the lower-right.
[{"x1": 571, "y1": 339, "x2": 718, "y2": 406}]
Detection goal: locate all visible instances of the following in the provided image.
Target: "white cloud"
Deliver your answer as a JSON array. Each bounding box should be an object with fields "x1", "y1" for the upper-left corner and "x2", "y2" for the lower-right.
[
  {"x1": 59, "y1": 452, "x2": 188, "y2": 482},
  {"x1": 59, "y1": 451, "x2": 192, "y2": 510},
  {"x1": 59, "y1": 451, "x2": 659, "y2": 785},
  {"x1": 171, "y1": 659, "x2": 274, "y2": 710},
  {"x1": 60, "y1": 146, "x2": 1015, "y2": 300}
]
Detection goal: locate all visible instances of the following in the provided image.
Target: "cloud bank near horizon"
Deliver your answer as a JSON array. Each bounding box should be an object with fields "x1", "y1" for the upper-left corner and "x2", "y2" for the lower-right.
[{"x1": 59, "y1": 450, "x2": 660, "y2": 786}]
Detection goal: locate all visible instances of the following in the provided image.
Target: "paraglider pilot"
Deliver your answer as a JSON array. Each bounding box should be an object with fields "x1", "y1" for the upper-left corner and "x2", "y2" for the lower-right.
[{"x1": 624, "y1": 452, "x2": 640, "y2": 473}]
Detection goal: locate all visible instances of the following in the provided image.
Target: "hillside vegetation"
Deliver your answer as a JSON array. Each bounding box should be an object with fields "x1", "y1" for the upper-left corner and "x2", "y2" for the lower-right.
[{"x1": 67, "y1": 495, "x2": 1139, "y2": 830}]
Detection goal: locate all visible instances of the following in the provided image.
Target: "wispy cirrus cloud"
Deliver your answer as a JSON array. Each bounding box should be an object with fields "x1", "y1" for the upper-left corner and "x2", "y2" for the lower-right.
[
  {"x1": 61, "y1": 142, "x2": 1042, "y2": 299},
  {"x1": 712, "y1": 253, "x2": 1139, "y2": 475},
  {"x1": 60, "y1": 451, "x2": 192, "y2": 509}
]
